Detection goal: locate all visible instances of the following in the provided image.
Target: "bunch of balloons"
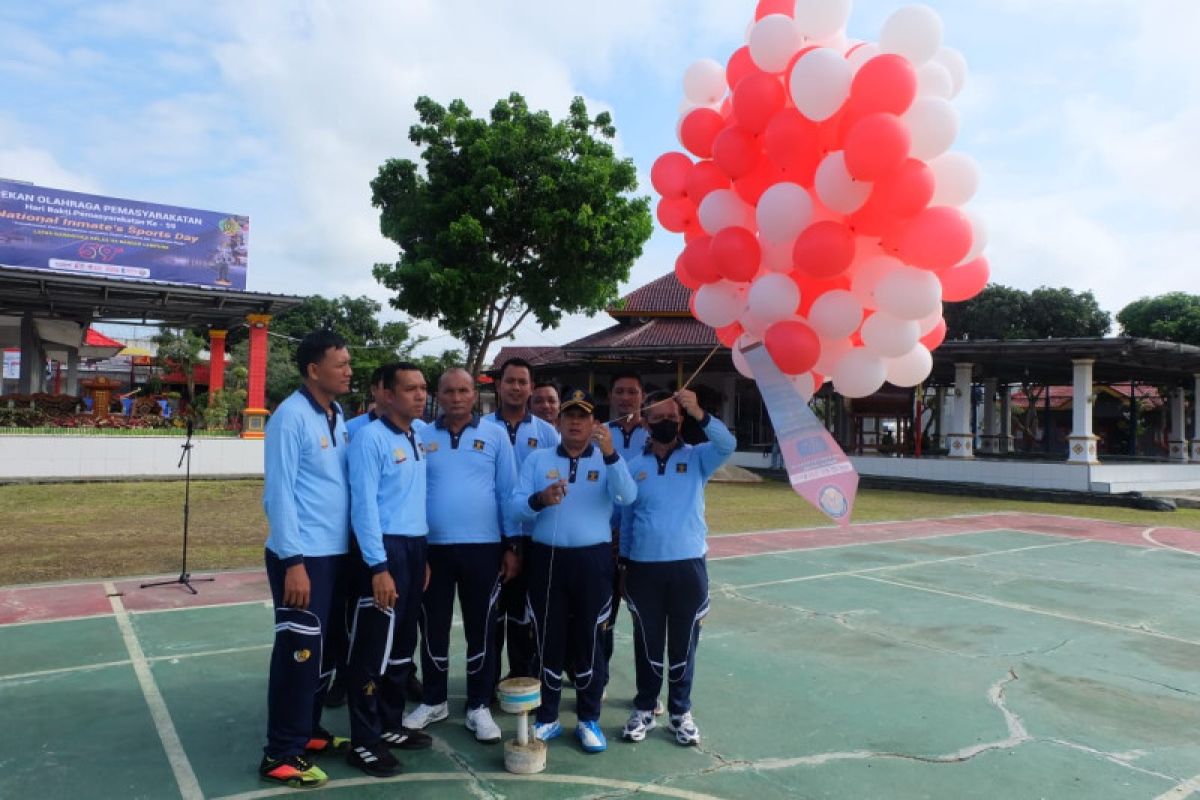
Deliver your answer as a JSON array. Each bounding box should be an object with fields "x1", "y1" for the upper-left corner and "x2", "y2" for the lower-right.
[{"x1": 653, "y1": 0, "x2": 987, "y2": 399}]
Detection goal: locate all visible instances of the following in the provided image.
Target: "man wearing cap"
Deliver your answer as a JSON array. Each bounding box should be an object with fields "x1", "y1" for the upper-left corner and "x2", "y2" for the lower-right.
[
  {"x1": 510, "y1": 389, "x2": 637, "y2": 753},
  {"x1": 619, "y1": 389, "x2": 736, "y2": 747}
]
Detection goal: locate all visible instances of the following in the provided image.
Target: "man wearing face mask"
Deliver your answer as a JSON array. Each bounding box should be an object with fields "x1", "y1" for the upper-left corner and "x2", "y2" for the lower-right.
[{"x1": 618, "y1": 388, "x2": 735, "y2": 747}]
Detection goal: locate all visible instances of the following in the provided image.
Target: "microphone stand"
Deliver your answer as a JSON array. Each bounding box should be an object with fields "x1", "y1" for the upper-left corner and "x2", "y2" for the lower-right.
[{"x1": 142, "y1": 419, "x2": 214, "y2": 595}]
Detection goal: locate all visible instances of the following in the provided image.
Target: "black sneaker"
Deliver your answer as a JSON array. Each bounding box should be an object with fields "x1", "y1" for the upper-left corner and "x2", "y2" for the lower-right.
[
  {"x1": 259, "y1": 753, "x2": 328, "y2": 787},
  {"x1": 405, "y1": 673, "x2": 423, "y2": 703},
  {"x1": 346, "y1": 743, "x2": 401, "y2": 778},
  {"x1": 380, "y1": 728, "x2": 433, "y2": 750}
]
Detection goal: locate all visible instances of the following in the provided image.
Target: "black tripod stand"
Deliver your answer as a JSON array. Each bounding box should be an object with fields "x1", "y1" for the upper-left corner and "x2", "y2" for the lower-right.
[{"x1": 142, "y1": 419, "x2": 214, "y2": 595}]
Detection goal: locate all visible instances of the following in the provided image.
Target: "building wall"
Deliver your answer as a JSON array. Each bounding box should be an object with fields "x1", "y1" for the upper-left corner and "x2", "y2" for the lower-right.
[{"x1": 0, "y1": 435, "x2": 263, "y2": 481}]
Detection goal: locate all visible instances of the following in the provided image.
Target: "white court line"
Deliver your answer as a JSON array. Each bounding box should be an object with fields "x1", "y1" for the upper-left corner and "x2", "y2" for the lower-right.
[
  {"x1": 710, "y1": 511, "x2": 1008, "y2": 540},
  {"x1": 709, "y1": 528, "x2": 1049, "y2": 562},
  {"x1": 726, "y1": 540, "x2": 1084, "y2": 590},
  {"x1": 212, "y1": 770, "x2": 725, "y2": 800},
  {"x1": 0, "y1": 598, "x2": 271, "y2": 629},
  {"x1": 105, "y1": 581, "x2": 204, "y2": 800},
  {"x1": 856, "y1": 575, "x2": 1200, "y2": 649},
  {"x1": 1143, "y1": 528, "x2": 1200, "y2": 558},
  {"x1": 0, "y1": 643, "x2": 272, "y2": 683},
  {"x1": 1156, "y1": 774, "x2": 1200, "y2": 800}
]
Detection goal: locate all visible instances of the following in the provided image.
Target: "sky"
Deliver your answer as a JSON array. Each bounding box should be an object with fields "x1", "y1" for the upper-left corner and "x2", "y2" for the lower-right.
[{"x1": 1, "y1": 0, "x2": 1196, "y2": 356}]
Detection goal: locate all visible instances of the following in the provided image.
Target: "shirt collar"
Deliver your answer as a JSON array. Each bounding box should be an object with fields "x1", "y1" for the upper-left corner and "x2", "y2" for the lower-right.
[
  {"x1": 557, "y1": 443, "x2": 595, "y2": 459},
  {"x1": 379, "y1": 415, "x2": 416, "y2": 437},
  {"x1": 435, "y1": 413, "x2": 480, "y2": 431},
  {"x1": 495, "y1": 409, "x2": 533, "y2": 426},
  {"x1": 298, "y1": 385, "x2": 342, "y2": 419}
]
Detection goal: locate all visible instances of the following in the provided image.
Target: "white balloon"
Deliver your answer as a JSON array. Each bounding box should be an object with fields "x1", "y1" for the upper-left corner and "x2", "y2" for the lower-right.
[
  {"x1": 739, "y1": 309, "x2": 773, "y2": 338},
  {"x1": 880, "y1": 4, "x2": 944, "y2": 67},
  {"x1": 762, "y1": 240, "x2": 796, "y2": 273},
  {"x1": 917, "y1": 60, "x2": 953, "y2": 98},
  {"x1": 933, "y1": 46, "x2": 968, "y2": 98},
  {"x1": 788, "y1": 48, "x2": 852, "y2": 122},
  {"x1": 874, "y1": 266, "x2": 943, "y2": 320},
  {"x1": 861, "y1": 312, "x2": 920, "y2": 358},
  {"x1": 814, "y1": 152, "x2": 871, "y2": 214},
  {"x1": 756, "y1": 182, "x2": 815, "y2": 245},
  {"x1": 694, "y1": 281, "x2": 747, "y2": 328},
  {"x1": 929, "y1": 152, "x2": 980, "y2": 207},
  {"x1": 917, "y1": 308, "x2": 944, "y2": 336},
  {"x1": 850, "y1": 254, "x2": 903, "y2": 309},
  {"x1": 748, "y1": 273, "x2": 802, "y2": 324},
  {"x1": 885, "y1": 344, "x2": 934, "y2": 387},
  {"x1": 808, "y1": 289, "x2": 863, "y2": 340},
  {"x1": 698, "y1": 189, "x2": 754, "y2": 235},
  {"x1": 750, "y1": 15, "x2": 804, "y2": 74},
  {"x1": 833, "y1": 348, "x2": 887, "y2": 398},
  {"x1": 794, "y1": 0, "x2": 852, "y2": 40},
  {"x1": 732, "y1": 333, "x2": 759, "y2": 378},
  {"x1": 963, "y1": 210, "x2": 988, "y2": 263},
  {"x1": 684, "y1": 58, "x2": 727, "y2": 105},
  {"x1": 814, "y1": 32, "x2": 849, "y2": 52},
  {"x1": 846, "y1": 42, "x2": 880, "y2": 74},
  {"x1": 902, "y1": 96, "x2": 959, "y2": 161},
  {"x1": 815, "y1": 336, "x2": 854, "y2": 376}
]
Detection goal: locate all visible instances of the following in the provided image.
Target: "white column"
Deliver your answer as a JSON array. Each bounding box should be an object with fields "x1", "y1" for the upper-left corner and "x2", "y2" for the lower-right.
[
  {"x1": 1169, "y1": 387, "x2": 1189, "y2": 462},
  {"x1": 999, "y1": 385, "x2": 1014, "y2": 453},
  {"x1": 1192, "y1": 375, "x2": 1200, "y2": 462},
  {"x1": 934, "y1": 386, "x2": 946, "y2": 449},
  {"x1": 947, "y1": 362, "x2": 974, "y2": 459},
  {"x1": 980, "y1": 378, "x2": 998, "y2": 454},
  {"x1": 1067, "y1": 359, "x2": 1099, "y2": 464}
]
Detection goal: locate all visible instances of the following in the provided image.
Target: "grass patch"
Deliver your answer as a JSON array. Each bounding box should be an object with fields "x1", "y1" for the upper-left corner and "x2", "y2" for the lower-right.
[{"x1": 1, "y1": 478, "x2": 1196, "y2": 586}]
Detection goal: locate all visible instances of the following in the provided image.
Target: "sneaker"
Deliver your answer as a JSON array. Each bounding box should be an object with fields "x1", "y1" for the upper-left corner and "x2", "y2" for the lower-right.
[
  {"x1": 667, "y1": 711, "x2": 701, "y2": 746},
  {"x1": 654, "y1": 699, "x2": 665, "y2": 716},
  {"x1": 621, "y1": 709, "x2": 657, "y2": 743},
  {"x1": 380, "y1": 728, "x2": 433, "y2": 750},
  {"x1": 576, "y1": 720, "x2": 607, "y2": 753},
  {"x1": 403, "y1": 702, "x2": 449, "y2": 730},
  {"x1": 345, "y1": 743, "x2": 401, "y2": 778},
  {"x1": 259, "y1": 754, "x2": 328, "y2": 787},
  {"x1": 305, "y1": 727, "x2": 349, "y2": 753},
  {"x1": 466, "y1": 706, "x2": 502, "y2": 743},
  {"x1": 533, "y1": 719, "x2": 562, "y2": 741},
  {"x1": 406, "y1": 673, "x2": 424, "y2": 704}
]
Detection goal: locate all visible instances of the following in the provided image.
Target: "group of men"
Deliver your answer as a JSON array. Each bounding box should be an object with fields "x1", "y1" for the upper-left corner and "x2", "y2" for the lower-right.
[{"x1": 257, "y1": 329, "x2": 735, "y2": 788}]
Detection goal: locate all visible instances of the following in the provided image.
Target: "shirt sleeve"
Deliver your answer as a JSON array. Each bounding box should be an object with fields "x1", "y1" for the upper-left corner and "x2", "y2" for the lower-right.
[
  {"x1": 494, "y1": 431, "x2": 520, "y2": 538},
  {"x1": 262, "y1": 411, "x2": 304, "y2": 565},
  {"x1": 348, "y1": 430, "x2": 387, "y2": 572},
  {"x1": 695, "y1": 414, "x2": 737, "y2": 479},
  {"x1": 605, "y1": 454, "x2": 638, "y2": 507},
  {"x1": 510, "y1": 450, "x2": 542, "y2": 527},
  {"x1": 618, "y1": 458, "x2": 638, "y2": 558}
]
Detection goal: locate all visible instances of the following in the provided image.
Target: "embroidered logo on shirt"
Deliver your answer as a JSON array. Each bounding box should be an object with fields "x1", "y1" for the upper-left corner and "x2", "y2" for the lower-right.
[
  {"x1": 676, "y1": 462, "x2": 688, "y2": 474},
  {"x1": 319, "y1": 436, "x2": 329, "y2": 449},
  {"x1": 527, "y1": 437, "x2": 539, "y2": 448},
  {"x1": 636, "y1": 471, "x2": 648, "y2": 481},
  {"x1": 393, "y1": 448, "x2": 407, "y2": 464},
  {"x1": 587, "y1": 470, "x2": 600, "y2": 482},
  {"x1": 425, "y1": 442, "x2": 439, "y2": 453},
  {"x1": 293, "y1": 649, "x2": 311, "y2": 663},
  {"x1": 472, "y1": 439, "x2": 486, "y2": 451},
  {"x1": 547, "y1": 468, "x2": 561, "y2": 480}
]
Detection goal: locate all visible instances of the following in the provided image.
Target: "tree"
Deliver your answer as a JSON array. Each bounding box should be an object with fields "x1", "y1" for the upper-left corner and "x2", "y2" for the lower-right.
[
  {"x1": 943, "y1": 284, "x2": 1111, "y2": 341},
  {"x1": 153, "y1": 328, "x2": 206, "y2": 402},
  {"x1": 943, "y1": 285, "x2": 1032, "y2": 340},
  {"x1": 1025, "y1": 287, "x2": 1111, "y2": 338},
  {"x1": 1117, "y1": 293, "x2": 1200, "y2": 345},
  {"x1": 371, "y1": 92, "x2": 654, "y2": 376}
]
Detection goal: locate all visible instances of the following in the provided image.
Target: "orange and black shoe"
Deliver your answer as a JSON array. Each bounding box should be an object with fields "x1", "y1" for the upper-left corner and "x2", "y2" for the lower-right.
[
  {"x1": 259, "y1": 753, "x2": 328, "y2": 788},
  {"x1": 305, "y1": 727, "x2": 350, "y2": 754}
]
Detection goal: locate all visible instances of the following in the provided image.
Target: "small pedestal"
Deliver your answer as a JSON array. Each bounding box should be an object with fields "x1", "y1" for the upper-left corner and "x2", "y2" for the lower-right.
[
  {"x1": 241, "y1": 407, "x2": 268, "y2": 440},
  {"x1": 81, "y1": 376, "x2": 122, "y2": 416},
  {"x1": 497, "y1": 677, "x2": 547, "y2": 774}
]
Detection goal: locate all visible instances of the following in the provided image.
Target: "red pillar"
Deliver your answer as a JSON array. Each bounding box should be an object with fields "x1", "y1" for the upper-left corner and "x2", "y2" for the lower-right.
[
  {"x1": 241, "y1": 314, "x2": 272, "y2": 439},
  {"x1": 208, "y1": 329, "x2": 227, "y2": 403}
]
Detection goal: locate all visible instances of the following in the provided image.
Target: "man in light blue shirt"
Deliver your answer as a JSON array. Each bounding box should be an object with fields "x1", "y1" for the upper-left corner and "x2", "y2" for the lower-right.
[
  {"x1": 344, "y1": 365, "x2": 386, "y2": 440},
  {"x1": 259, "y1": 330, "x2": 352, "y2": 788},
  {"x1": 403, "y1": 368, "x2": 518, "y2": 744},
  {"x1": 618, "y1": 389, "x2": 736, "y2": 748},
  {"x1": 510, "y1": 389, "x2": 636, "y2": 753}
]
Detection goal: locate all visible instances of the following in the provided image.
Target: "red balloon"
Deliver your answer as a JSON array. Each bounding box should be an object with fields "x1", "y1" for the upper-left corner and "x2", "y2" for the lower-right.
[
  {"x1": 710, "y1": 227, "x2": 762, "y2": 282},
  {"x1": 651, "y1": 152, "x2": 694, "y2": 198},
  {"x1": 795, "y1": 272, "x2": 852, "y2": 315},
  {"x1": 817, "y1": 106, "x2": 849, "y2": 153},
  {"x1": 712, "y1": 126, "x2": 761, "y2": 179},
  {"x1": 850, "y1": 54, "x2": 918, "y2": 117},
  {"x1": 716, "y1": 321, "x2": 745, "y2": 347},
  {"x1": 919, "y1": 319, "x2": 947, "y2": 350},
  {"x1": 850, "y1": 158, "x2": 934, "y2": 236},
  {"x1": 765, "y1": 320, "x2": 822, "y2": 375},
  {"x1": 889, "y1": 206, "x2": 973, "y2": 270},
  {"x1": 675, "y1": 253, "x2": 703, "y2": 290},
  {"x1": 685, "y1": 160, "x2": 731, "y2": 203},
  {"x1": 755, "y1": 0, "x2": 793, "y2": 19},
  {"x1": 680, "y1": 108, "x2": 726, "y2": 159},
  {"x1": 656, "y1": 196, "x2": 696, "y2": 233},
  {"x1": 733, "y1": 158, "x2": 782, "y2": 205},
  {"x1": 726, "y1": 47, "x2": 758, "y2": 93},
  {"x1": 939, "y1": 257, "x2": 990, "y2": 302},
  {"x1": 679, "y1": 235, "x2": 722, "y2": 284},
  {"x1": 844, "y1": 113, "x2": 911, "y2": 181},
  {"x1": 733, "y1": 73, "x2": 786, "y2": 135},
  {"x1": 793, "y1": 221, "x2": 856, "y2": 279},
  {"x1": 684, "y1": 223, "x2": 705, "y2": 243},
  {"x1": 763, "y1": 108, "x2": 820, "y2": 185}
]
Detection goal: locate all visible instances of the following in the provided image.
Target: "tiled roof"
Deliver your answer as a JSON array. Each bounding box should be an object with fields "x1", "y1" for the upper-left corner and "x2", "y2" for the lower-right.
[
  {"x1": 566, "y1": 317, "x2": 717, "y2": 352},
  {"x1": 611, "y1": 273, "x2": 691, "y2": 317},
  {"x1": 489, "y1": 346, "x2": 570, "y2": 371}
]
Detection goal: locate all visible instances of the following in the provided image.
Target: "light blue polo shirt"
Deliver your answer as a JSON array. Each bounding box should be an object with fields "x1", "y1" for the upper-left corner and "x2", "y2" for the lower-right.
[
  {"x1": 619, "y1": 414, "x2": 737, "y2": 563},
  {"x1": 424, "y1": 414, "x2": 518, "y2": 545},
  {"x1": 349, "y1": 416, "x2": 427, "y2": 572},
  {"x1": 511, "y1": 444, "x2": 637, "y2": 548},
  {"x1": 263, "y1": 386, "x2": 351, "y2": 565},
  {"x1": 490, "y1": 410, "x2": 560, "y2": 466},
  {"x1": 345, "y1": 409, "x2": 378, "y2": 440}
]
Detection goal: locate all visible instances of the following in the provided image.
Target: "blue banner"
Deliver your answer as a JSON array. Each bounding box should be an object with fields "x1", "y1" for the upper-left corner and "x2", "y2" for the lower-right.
[{"x1": 0, "y1": 179, "x2": 249, "y2": 290}]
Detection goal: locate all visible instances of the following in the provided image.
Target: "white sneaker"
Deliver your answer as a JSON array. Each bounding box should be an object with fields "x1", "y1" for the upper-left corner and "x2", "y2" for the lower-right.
[
  {"x1": 621, "y1": 709, "x2": 656, "y2": 743},
  {"x1": 402, "y1": 702, "x2": 449, "y2": 730},
  {"x1": 465, "y1": 706, "x2": 502, "y2": 743},
  {"x1": 667, "y1": 711, "x2": 700, "y2": 746}
]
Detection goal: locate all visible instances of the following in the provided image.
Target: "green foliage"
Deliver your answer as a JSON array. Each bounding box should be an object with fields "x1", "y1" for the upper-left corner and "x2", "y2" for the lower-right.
[
  {"x1": 371, "y1": 92, "x2": 653, "y2": 375},
  {"x1": 1117, "y1": 293, "x2": 1200, "y2": 345},
  {"x1": 153, "y1": 328, "x2": 207, "y2": 400},
  {"x1": 201, "y1": 388, "x2": 248, "y2": 431},
  {"x1": 944, "y1": 285, "x2": 1111, "y2": 340}
]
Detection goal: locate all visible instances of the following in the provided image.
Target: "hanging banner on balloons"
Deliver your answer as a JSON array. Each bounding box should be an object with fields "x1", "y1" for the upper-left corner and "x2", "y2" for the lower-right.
[{"x1": 655, "y1": 0, "x2": 987, "y2": 523}]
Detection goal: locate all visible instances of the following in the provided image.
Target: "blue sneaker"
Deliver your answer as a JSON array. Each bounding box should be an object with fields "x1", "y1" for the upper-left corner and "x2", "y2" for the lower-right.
[
  {"x1": 576, "y1": 720, "x2": 607, "y2": 753},
  {"x1": 533, "y1": 720, "x2": 562, "y2": 741}
]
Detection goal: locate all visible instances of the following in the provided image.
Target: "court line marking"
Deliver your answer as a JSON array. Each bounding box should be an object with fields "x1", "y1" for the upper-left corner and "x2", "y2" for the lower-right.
[
  {"x1": 0, "y1": 598, "x2": 272, "y2": 629},
  {"x1": 725, "y1": 540, "x2": 1083, "y2": 590},
  {"x1": 1142, "y1": 527, "x2": 1200, "y2": 558},
  {"x1": 211, "y1": 771, "x2": 725, "y2": 800},
  {"x1": 708, "y1": 528, "x2": 1056, "y2": 561},
  {"x1": 105, "y1": 581, "x2": 204, "y2": 800},
  {"x1": 1156, "y1": 774, "x2": 1200, "y2": 800},
  {"x1": 708, "y1": 511, "x2": 1013, "y2": 540},
  {"x1": 855, "y1": 575, "x2": 1200, "y2": 648}
]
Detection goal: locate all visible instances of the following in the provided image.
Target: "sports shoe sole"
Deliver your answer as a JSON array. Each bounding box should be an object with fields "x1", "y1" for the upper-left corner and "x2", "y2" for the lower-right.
[
  {"x1": 621, "y1": 721, "x2": 656, "y2": 742},
  {"x1": 381, "y1": 730, "x2": 433, "y2": 750},
  {"x1": 404, "y1": 707, "x2": 449, "y2": 730},
  {"x1": 465, "y1": 719, "x2": 502, "y2": 744}
]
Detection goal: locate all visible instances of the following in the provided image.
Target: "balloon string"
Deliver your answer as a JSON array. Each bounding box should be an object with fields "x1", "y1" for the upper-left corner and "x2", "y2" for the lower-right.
[{"x1": 621, "y1": 343, "x2": 723, "y2": 422}]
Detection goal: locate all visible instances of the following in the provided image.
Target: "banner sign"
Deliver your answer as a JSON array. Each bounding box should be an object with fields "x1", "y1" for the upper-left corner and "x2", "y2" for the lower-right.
[
  {"x1": 0, "y1": 179, "x2": 249, "y2": 289},
  {"x1": 742, "y1": 342, "x2": 859, "y2": 527}
]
